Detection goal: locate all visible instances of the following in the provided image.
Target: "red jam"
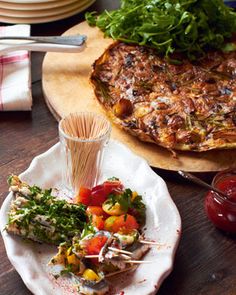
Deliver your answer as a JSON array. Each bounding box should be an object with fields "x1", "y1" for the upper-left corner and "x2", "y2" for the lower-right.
[{"x1": 205, "y1": 170, "x2": 236, "y2": 233}]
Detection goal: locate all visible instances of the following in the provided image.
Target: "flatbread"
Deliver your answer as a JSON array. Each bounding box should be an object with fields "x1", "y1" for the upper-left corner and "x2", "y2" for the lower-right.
[
  {"x1": 91, "y1": 42, "x2": 236, "y2": 152},
  {"x1": 42, "y1": 21, "x2": 236, "y2": 171}
]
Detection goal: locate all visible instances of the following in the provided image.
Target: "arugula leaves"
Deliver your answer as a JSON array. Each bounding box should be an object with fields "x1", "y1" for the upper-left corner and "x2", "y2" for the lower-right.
[{"x1": 86, "y1": 0, "x2": 236, "y2": 59}]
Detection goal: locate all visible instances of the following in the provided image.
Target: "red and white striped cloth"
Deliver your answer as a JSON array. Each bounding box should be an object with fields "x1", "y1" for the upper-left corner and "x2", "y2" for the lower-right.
[{"x1": 0, "y1": 25, "x2": 32, "y2": 111}]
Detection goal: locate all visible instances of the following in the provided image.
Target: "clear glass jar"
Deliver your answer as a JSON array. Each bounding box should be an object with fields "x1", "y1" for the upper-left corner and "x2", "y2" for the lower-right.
[
  {"x1": 205, "y1": 169, "x2": 236, "y2": 233},
  {"x1": 59, "y1": 112, "x2": 111, "y2": 195}
]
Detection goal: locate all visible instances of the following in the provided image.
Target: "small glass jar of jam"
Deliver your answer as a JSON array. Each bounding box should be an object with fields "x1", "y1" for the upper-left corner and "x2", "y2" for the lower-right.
[{"x1": 205, "y1": 169, "x2": 236, "y2": 233}]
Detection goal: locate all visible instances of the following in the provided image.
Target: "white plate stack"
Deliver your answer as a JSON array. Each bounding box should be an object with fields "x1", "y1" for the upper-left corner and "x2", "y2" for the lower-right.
[{"x1": 0, "y1": 0, "x2": 96, "y2": 24}]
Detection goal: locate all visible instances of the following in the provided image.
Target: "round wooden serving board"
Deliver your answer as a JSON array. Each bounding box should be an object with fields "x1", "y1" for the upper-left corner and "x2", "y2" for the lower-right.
[{"x1": 42, "y1": 21, "x2": 236, "y2": 172}]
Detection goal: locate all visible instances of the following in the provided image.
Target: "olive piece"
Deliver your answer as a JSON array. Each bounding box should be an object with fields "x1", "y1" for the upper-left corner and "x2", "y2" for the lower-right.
[{"x1": 113, "y1": 98, "x2": 133, "y2": 119}]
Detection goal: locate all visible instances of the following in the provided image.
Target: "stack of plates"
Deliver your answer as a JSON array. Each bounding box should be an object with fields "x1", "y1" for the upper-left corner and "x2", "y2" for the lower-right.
[{"x1": 0, "y1": 0, "x2": 96, "y2": 24}]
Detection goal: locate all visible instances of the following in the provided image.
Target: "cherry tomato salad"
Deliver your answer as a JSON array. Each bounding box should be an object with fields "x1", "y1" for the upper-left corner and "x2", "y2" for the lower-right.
[
  {"x1": 74, "y1": 177, "x2": 146, "y2": 233},
  {"x1": 49, "y1": 178, "x2": 147, "y2": 294},
  {"x1": 6, "y1": 176, "x2": 148, "y2": 295}
]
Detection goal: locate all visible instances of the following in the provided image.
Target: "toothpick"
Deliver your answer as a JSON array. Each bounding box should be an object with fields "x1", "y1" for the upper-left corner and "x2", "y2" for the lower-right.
[
  {"x1": 108, "y1": 247, "x2": 132, "y2": 255},
  {"x1": 120, "y1": 253, "x2": 131, "y2": 260},
  {"x1": 61, "y1": 112, "x2": 110, "y2": 191},
  {"x1": 85, "y1": 255, "x2": 99, "y2": 258},
  {"x1": 125, "y1": 260, "x2": 153, "y2": 264},
  {"x1": 139, "y1": 240, "x2": 162, "y2": 246},
  {"x1": 105, "y1": 266, "x2": 137, "y2": 278}
]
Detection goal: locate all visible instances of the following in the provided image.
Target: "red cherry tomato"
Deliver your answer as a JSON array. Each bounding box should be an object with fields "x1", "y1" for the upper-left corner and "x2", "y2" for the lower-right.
[
  {"x1": 90, "y1": 185, "x2": 107, "y2": 206},
  {"x1": 74, "y1": 187, "x2": 91, "y2": 206},
  {"x1": 112, "y1": 214, "x2": 139, "y2": 233},
  {"x1": 103, "y1": 180, "x2": 123, "y2": 195},
  {"x1": 86, "y1": 206, "x2": 108, "y2": 219},
  {"x1": 85, "y1": 235, "x2": 108, "y2": 255},
  {"x1": 91, "y1": 215, "x2": 105, "y2": 230}
]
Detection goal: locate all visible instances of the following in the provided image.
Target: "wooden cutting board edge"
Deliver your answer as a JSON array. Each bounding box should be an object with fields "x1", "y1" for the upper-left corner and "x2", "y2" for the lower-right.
[{"x1": 42, "y1": 21, "x2": 236, "y2": 172}]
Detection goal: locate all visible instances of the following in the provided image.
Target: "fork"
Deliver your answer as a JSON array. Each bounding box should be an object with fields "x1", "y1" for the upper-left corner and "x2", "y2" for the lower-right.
[
  {"x1": 0, "y1": 35, "x2": 87, "y2": 46},
  {"x1": 0, "y1": 35, "x2": 87, "y2": 55}
]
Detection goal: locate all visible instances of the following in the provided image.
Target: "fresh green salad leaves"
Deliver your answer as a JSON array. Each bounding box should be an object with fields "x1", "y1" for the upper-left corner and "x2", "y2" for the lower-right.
[{"x1": 86, "y1": 0, "x2": 236, "y2": 59}]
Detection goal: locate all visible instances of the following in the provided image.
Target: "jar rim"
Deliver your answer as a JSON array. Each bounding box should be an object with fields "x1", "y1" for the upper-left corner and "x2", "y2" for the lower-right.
[{"x1": 212, "y1": 169, "x2": 236, "y2": 207}]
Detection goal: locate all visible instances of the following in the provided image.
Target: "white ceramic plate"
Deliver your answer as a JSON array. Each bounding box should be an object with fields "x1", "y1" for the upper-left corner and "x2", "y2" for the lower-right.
[
  {"x1": 1, "y1": 0, "x2": 61, "y2": 3},
  {"x1": 0, "y1": 0, "x2": 90, "y2": 17},
  {"x1": 0, "y1": 0, "x2": 78, "y2": 11},
  {"x1": 0, "y1": 140, "x2": 181, "y2": 295},
  {"x1": 0, "y1": 0, "x2": 79, "y2": 12},
  {"x1": 0, "y1": 0, "x2": 95, "y2": 24}
]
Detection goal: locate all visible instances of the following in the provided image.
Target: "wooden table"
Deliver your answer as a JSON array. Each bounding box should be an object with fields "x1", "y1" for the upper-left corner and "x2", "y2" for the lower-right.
[{"x1": 0, "y1": 1, "x2": 235, "y2": 295}]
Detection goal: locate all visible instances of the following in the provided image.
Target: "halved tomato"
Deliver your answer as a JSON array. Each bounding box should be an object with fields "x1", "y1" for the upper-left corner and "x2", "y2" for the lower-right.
[
  {"x1": 103, "y1": 180, "x2": 123, "y2": 195},
  {"x1": 112, "y1": 214, "x2": 139, "y2": 233},
  {"x1": 104, "y1": 216, "x2": 118, "y2": 232},
  {"x1": 90, "y1": 185, "x2": 107, "y2": 206},
  {"x1": 74, "y1": 187, "x2": 91, "y2": 206},
  {"x1": 86, "y1": 206, "x2": 108, "y2": 219},
  {"x1": 85, "y1": 235, "x2": 108, "y2": 255},
  {"x1": 91, "y1": 215, "x2": 105, "y2": 230}
]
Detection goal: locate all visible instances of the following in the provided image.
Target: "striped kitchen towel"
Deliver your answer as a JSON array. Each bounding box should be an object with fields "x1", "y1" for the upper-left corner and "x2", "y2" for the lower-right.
[{"x1": 0, "y1": 25, "x2": 32, "y2": 111}]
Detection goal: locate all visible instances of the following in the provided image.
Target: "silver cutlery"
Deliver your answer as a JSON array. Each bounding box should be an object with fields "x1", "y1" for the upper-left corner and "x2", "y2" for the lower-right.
[
  {"x1": 0, "y1": 35, "x2": 87, "y2": 55},
  {"x1": 178, "y1": 170, "x2": 229, "y2": 200},
  {"x1": 0, "y1": 35, "x2": 87, "y2": 46}
]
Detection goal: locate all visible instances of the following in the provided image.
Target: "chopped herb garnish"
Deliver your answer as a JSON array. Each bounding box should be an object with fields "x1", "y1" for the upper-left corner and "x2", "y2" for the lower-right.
[
  {"x1": 7, "y1": 177, "x2": 87, "y2": 245},
  {"x1": 107, "y1": 176, "x2": 120, "y2": 181},
  {"x1": 106, "y1": 188, "x2": 146, "y2": 225}
]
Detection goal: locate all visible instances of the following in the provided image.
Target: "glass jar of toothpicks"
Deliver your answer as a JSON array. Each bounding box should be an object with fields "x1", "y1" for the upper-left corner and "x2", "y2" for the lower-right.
[{"x1": 59, "y1": 112, "x2": 111, "y2": 195}]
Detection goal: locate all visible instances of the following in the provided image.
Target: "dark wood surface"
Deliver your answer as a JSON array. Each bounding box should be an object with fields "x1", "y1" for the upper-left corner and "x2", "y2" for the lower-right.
[{"x1": 0, "y1": 1, "x2": 236, "y2": 295}]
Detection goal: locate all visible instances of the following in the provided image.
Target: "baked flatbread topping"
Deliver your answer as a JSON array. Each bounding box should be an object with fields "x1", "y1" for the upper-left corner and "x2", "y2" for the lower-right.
[{"x1": 91, "y1": 42, "x2": 236, "y2": 151}]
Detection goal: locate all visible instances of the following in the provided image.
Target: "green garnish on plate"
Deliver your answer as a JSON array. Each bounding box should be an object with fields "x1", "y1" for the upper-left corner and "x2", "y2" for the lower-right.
[{"x1": 6, "y1": 175, "x2": 87, "y2": 245}]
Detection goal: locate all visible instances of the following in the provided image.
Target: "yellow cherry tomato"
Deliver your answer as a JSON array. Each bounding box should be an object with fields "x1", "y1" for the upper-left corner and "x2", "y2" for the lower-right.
[
  {"x1": 102, "y1": 200, "x2": 127, "y2": 216},
  {"x1": 82, "y1": 269, "x2": 100, "y2": 281},
  {"x1": 66, "y1": 246, "x2": 72, "y2": 256},
  {"x1": 67, "y1": 253, "x2": 80, "y2": 266},
  {"x1": 131, "y1": 191, "x2": 138, "y2": 201},
  {"x1": 104, "y1": 216, "x2": 118, "y2": 232}
]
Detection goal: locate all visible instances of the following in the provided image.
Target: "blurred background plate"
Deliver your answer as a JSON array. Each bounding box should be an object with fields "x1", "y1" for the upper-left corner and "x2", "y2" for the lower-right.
[
  {"x1": 0, "y1": 0, "x2": 78, "y2": 10},
  {"x1": 0, "y1": 0, "x2": 96, "y2": 23},
  {"x1": 0, "y1": 0, "x2": 90, "y2": 17}
]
